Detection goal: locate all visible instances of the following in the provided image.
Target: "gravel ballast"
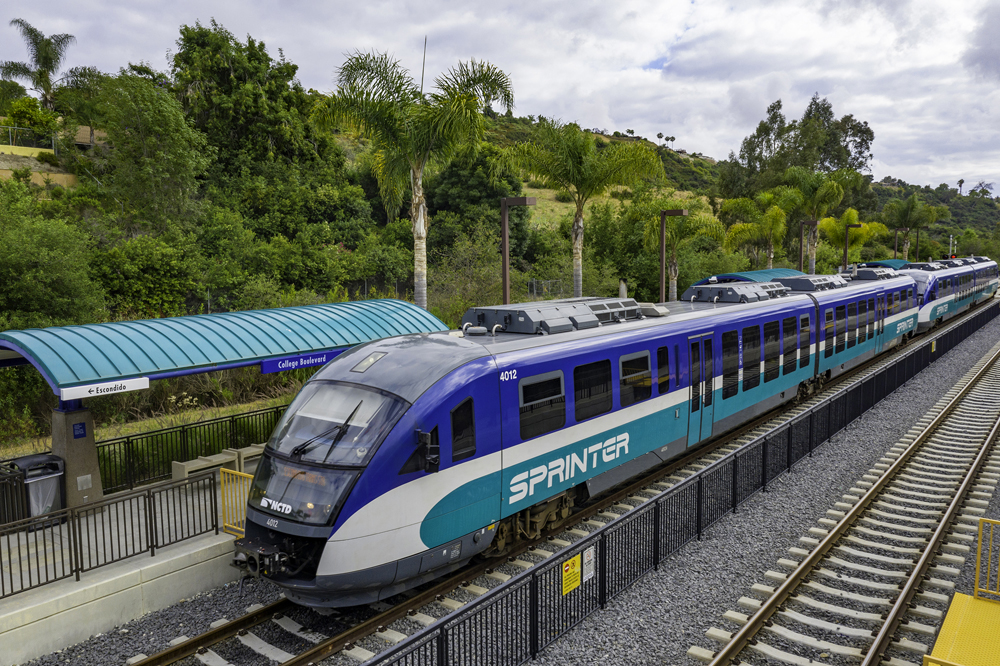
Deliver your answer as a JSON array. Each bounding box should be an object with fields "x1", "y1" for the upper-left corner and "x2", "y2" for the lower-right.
[{"x1": 20, "y1": 312, "x2": 1000, "y2": 666}]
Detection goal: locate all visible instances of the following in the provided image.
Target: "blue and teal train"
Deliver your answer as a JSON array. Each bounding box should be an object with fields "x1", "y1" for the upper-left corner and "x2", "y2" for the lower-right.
[{"x1": 233, "y1": 259, "x2": 997, "y2": 607}]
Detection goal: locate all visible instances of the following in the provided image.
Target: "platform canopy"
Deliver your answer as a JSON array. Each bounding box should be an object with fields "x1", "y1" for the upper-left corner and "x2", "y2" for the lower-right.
[
  {"x1": 0, "y1": 300, "x2": 448, "y2": 399},
  {"x1": 692, "y1": 268, "x2": 805, "y2": 286},
  {"x1": 860, "y1": 259, "x2": 910, "y2": 270}
]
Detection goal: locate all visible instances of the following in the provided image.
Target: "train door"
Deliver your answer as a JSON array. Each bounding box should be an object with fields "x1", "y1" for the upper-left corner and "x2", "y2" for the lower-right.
[
  {"x1": 687, "y1": 333, "x2": 715, "y2": 447},
  {"x1": 875, "y1": 294, "x2": 886, "y2": 353}
]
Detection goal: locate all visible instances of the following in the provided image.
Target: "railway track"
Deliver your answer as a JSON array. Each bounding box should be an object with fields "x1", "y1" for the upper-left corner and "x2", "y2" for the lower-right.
[
  {"x1": 129, "y1": 301, "x2": 998, "y2": 666},
  {"x1": 688, "y1": 338, "x2": 1000, "y2": 666}
]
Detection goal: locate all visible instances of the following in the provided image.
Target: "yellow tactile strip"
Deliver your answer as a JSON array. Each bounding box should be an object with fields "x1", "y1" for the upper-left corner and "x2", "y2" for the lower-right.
[{"x1": 930, "y1": 593, "x2": 1000, "y2": 666}]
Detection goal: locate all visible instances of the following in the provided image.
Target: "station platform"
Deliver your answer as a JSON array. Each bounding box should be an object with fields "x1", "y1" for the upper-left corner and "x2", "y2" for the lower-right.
[
  {"x1": 0, "y1": 475, "x2": 243, "y2": 666},
  {"x1": 927, "y1": 593, "x2": 1000, "y2": 666}
]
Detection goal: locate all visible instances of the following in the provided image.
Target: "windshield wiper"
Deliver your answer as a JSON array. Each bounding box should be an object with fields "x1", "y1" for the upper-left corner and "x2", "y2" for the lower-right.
[
  {"x1": 289, "y1": 421, "x2": 345, "y2": 458},
  {"x1": 320, "y1": 400, "x2": 363, "y2": 464}
]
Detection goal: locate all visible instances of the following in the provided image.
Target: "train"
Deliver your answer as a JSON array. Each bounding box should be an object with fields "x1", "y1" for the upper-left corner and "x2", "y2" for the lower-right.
[{"x1": 232, "y1": 257, "x2": 998, "y2": 608}]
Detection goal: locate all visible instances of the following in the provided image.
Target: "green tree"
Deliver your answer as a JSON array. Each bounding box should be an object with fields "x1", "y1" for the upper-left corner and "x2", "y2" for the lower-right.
[
  {"x1": 5, "y1": 95, "x2": 57, "y2": 146},
  {"x1": 880, "y1": 193, "x2": 950, "y2": 261},
  {"x1": 91, "y1": 233, "x2": 199, "y2": 317},
  {"x1": 818, "y1": 208, "x2": 886, "y2": 268},
  {"x1": 54, "y1": 66, "x2": 106, "y2": 145},
  {"x1": 171, "y1": 20, "x2": 324, "y2": 172},
  {"x1": 0, "y1": 180, "x2": 105, "y2": 329},
  {"x1": 496, "y1": 119, "x2": 663, "y2": 297},
  {"x1": 721, "y1": 186, "x2": 802, "y2": 269},
  {"x1": 0, "y1": 79, "x2": 27, "y2": 115},
  {"x1": 0, "y1": 19, "x2": 75, "y2": 110},
  {"x1": 314, "y1": 50, "x2": 514, "y2": 309},
  {"x1": 94, "y1": 73, "x2": 213, "y2": 232},
  {"x1": 643, "y1": 196, "x2": 724, "y2": 301},
  {"x1": 782, "y1": 167, "x2": 861, "y2": 273}
]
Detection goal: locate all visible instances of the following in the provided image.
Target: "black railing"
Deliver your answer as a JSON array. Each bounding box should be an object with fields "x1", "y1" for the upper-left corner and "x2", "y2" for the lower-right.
[
  {"x1": 0, "y1": 472, "x2": 218, "y2": 599},
  {"x1": 0, "y1": 464, "x2": 27, "y2": 525},
  {"x1": 371, "y1": 301, "x2": 999, "y2": 666},
  {"x1": 96, "y1": 406, "x2": 285, "y2": 493}
]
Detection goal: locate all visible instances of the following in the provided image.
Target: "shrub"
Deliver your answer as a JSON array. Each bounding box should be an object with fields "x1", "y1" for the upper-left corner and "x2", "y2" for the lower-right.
[
  {"x1": 35, "y1": 152, "x2": 59, "y2": 167},
  {"x1": 526, "y1": 179, "x2": 548, "y2": 188},
  {"x1": 554, "y1": 190, "x2": 574, "y2": 203}
]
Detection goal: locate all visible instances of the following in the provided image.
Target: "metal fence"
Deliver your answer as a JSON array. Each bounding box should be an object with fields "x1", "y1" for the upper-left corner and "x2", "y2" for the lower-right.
[
  {"x1": 96, "y1": 405, "x2": 285, "y2": 493},
  {"x1": 0, "y1": 464, "x2": 27, "y2": 525},
  {"x1": 0, "y1": 124, "x2": 54, "y2": 149},
  {"x1": 372, "y1": 301, "x2": 1000, "y2": 666},
  {"x1": 0, "y1": 472, "x2": 218, "y2": 599}
]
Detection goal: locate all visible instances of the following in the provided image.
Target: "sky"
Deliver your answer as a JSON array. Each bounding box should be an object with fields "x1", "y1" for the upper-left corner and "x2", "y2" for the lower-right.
[{"x1": 3, "y1": 0, "x2": 999, "y2": 190}]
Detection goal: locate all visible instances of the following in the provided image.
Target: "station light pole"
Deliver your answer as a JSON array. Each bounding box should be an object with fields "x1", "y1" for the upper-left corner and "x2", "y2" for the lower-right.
[
  {"x1": 660, "y1": 209, "x2": 688, "y2": 303},
  {"x1": 894, "y1": 227, "x2": 909, "y2": 260},
  {"x1": 844, "y1": 223, "x2": 862, "y2": 272},
  {"x1": 501, "y1": 197, "x2": 536, "y2": 304},
  {"x1": 799, "y1": 220, "x2": 818, "y2": 273}
]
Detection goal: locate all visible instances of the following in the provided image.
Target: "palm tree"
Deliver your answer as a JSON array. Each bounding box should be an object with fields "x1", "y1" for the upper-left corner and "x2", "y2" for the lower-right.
[
  {"x1": 783, "y1": 167, "x2": 850, "y2": 274},
  {"x1": 881, "y1": 193, "x2": 949, "y2": 261},
  {"x1": 496, "y1": 119, "x2": 663, "y2": 297},
  {"x1": 0, "y1": 19, "x2": 76, "y2": 110},
  {"x1": 721, "y1": 186, "x2": 802, "y2": 270},
  {"x1": 818, "y1": 208, "x2": 886, "y2": 267},
  {"x1": 641, "y1": 196, "x2": 724, "y2": 301},
  {"x1": 313, "y1": 51, "x2": 514, "y2": 309}
]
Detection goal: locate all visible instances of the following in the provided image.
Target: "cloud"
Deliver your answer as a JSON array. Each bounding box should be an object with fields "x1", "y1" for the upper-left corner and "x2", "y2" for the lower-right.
[
  {"x1": 963, "y1": 3, "x2": 1000, "y2": 80},
  {"x1": 0, "y1": 0, "x2": 997, "y2": 187}
]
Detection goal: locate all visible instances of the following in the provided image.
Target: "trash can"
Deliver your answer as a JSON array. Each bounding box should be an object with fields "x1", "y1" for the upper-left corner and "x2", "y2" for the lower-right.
[{"x1": 9, "y1": 454, "x2": 65, "y2": 517}]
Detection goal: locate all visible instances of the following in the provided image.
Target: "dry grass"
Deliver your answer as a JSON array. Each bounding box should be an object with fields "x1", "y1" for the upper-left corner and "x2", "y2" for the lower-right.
[
  {"x1": 522, "y1": 186, "x2": 621, "y2": 231},
  {"x1": 0, "y1": 394, "x2": 293, "y2": 460}
]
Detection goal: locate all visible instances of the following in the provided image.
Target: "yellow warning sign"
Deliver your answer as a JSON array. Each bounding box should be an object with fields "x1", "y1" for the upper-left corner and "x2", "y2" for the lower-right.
[{"x1": 562, "y1": 554, "x2": 582, "y2": 595}]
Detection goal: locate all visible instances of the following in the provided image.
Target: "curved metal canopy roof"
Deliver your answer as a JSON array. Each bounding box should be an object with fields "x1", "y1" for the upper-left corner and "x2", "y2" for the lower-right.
[
  {"x1": 0, "y1": 300, "x2": 448, "y2": 398},
  {"x1": 693, "y1": 268, "x2": 805, "y2": 286},
  {"x1": 861, "y1": 259, "x2": 910, "y2": 270}
]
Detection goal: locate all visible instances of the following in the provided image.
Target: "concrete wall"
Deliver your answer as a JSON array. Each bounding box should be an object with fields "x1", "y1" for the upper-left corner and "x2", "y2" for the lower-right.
[
  {"x1": 0, "y1": 534, "x2": 240, "y2": 666},
  {"x1": 0, "y1": 169, "x2": 78, "y2": 188}
]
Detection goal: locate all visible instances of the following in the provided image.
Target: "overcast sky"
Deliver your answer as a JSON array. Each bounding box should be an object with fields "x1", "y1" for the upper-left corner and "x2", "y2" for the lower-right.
[{"x1": 4, "y1": 0, "x2": 998, "y2": 189}]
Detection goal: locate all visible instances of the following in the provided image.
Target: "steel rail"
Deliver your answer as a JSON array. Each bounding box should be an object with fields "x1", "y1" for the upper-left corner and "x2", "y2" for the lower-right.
[
  {"x1": 862, "y1": 374, "x2": 1000, "y2": 664},
  {"x1": 706, "y1": 341, "x2": 1000, "y2": 666},
  {"x1": 129, "y1": 598, "x2": 293, "y2": 666}
]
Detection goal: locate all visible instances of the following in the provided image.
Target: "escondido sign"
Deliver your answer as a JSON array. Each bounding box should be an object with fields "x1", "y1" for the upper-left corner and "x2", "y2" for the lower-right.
[{"x1": 260, "y1": 350, "x2": 343, "y2": 375}]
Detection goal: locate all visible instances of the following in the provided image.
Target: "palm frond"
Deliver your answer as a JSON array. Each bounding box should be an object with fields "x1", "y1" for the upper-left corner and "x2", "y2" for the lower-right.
[
  {"x1": 435, "y1": 59, "x2": 514, "y2": 112},
  {"x1": 336, "y1": 50, "x2": 418, "y2": 102}
]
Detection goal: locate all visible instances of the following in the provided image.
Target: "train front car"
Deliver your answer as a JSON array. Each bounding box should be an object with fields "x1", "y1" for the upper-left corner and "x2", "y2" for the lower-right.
[{"x1": 233, "y1": 332, "x2": 504, "y2": 607}]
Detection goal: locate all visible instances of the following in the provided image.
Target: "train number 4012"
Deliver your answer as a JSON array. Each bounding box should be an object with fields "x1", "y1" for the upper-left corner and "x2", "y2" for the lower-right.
[{"x1": 500, "y1": 370, "x2": 518, "y2": 381}]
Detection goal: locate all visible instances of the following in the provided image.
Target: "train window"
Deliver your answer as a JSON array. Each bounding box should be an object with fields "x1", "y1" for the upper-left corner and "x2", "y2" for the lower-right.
[
  {"x1": 907, "y1": 288, "x2": 913, "y2": 308},
  {"x1": 657, "y1": 346, "x2": 670, "y2": 394},
  {"x1": 690, "y1": 342, "x2": 701, "y2": 413},
  {"x1": 847, "y1": 302, "x2": 857, "y2": 349},
  {"x1": 858, "y1": 300, "x2": 867, "y2": 343},
  {"x1": 867, "y1": 298, "x2": 875, "y2": 339},
  {"x1": 451, "y1": 399, "x2": 476, "y2": 463},
  {"x1": 743, "y1": 325, "x2": 761, "y2": 391},
  {"x1": 835, "y1": 305, "x2": 846, "y2": 353},
  {"x1": 764, "y1": 321, "x2": 780, "y2": 383},
  {"x1": 704, "y1": 339, "x2": 714, "y2": 407},
  {"x1": 722, "y1": 331, "x2": 739, "y2": 399},
  {"x1": 782, "y1": 317, "x2": 797, "y2": 375},
  {"x1": 620, "y1": 352, "x2": 652, "y2": 407},
  {"x1": 519, "y1": 372, "x2": 566, "y2": 440},
  {"x1": 824, "y1": 309, "x2": 834, "y2": 358},
  {"x1": 894, "y1": 291, "x2": 901, "y2": 315},
  {"x1": 574, "y1": 360, "x2": 612, "y2": 422},
  {"x1": 799, "y1": 314, "x2": 811, "y2": 369}
]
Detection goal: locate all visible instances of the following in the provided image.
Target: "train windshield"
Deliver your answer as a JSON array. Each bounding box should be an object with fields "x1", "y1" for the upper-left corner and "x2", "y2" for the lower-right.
[
  {"x1": 267, "y1": 381, "x2": 408, "y2": 466},
  {"x1": 249, "y1": 457, "x2": 357, "y2": 525}
]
